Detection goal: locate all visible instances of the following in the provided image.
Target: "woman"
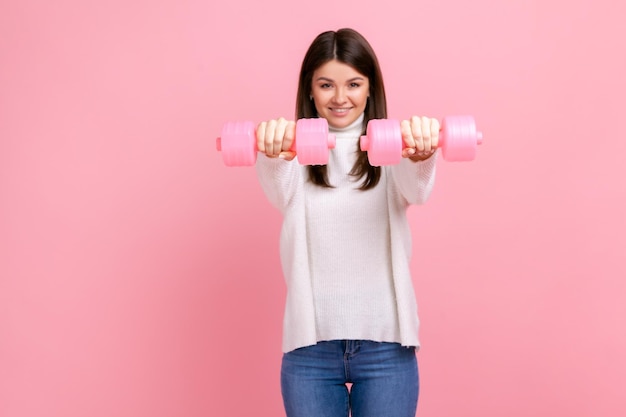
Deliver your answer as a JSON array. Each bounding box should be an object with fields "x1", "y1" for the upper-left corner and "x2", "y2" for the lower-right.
[{"x1": 255, "y1": 28, "x2": 439, "y2": 417}]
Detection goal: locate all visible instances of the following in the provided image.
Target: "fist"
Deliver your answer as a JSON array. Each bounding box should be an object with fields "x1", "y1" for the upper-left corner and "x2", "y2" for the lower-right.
[
  {"x1": 400, "y1": 116, "x2": 440, "y2": 161},
  {"x1": 256, "y1": 117, "x2": 297, "y2": 161}
]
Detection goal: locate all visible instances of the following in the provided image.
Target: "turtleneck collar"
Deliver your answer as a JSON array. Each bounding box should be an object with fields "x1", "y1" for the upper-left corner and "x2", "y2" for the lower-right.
[{"x1": 328, "y1": 113, "x2": 365, "y2": 138}]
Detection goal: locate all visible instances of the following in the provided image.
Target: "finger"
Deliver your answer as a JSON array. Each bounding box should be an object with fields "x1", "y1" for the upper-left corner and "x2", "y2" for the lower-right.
[
  {"x1": 283, "y1": 120, "x2": 296, "y2": 152},
  {"x1": 273, "y1": 117, "x2": 289, "y2": 156},
  {"x1": 420, "y1": 116, "x2": 432, "y2": 152},
  {"x1": 411, "y1": 116, "x2": 424, "y2": 152},
  {"x1": 256, "y1": 122, "x2": 267, "y2": 153},
  {"x1": 279, "y1": 150, "x2": 296, "y2": 161},
  {"x1": 400, "y1": 119, "x2": 416, "y2": 157},
  {"x1": 264, "y1": 119, "x2": 278, "y2": 156},
  {"x1": 430, "y1": 117, "x2": 440, "y2": 148}
]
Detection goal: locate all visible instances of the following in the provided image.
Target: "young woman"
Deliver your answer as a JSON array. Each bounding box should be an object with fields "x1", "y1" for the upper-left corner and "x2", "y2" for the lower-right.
[{"x1": 255, "y1": 28, "x2": 439, "y2": 417}]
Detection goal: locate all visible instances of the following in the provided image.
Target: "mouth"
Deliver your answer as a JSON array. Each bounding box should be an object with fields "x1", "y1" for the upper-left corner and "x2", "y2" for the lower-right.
[{"x1": 329, "y1": 107, "x2": 351, "y2": 114}]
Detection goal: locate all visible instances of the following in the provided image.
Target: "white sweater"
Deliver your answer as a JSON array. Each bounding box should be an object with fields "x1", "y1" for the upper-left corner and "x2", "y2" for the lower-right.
[{"x1": 256, "y1": 114, "x2": 437, "y2": 353}]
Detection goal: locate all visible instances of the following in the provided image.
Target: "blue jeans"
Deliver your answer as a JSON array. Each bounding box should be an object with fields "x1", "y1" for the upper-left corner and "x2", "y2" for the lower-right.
[{"x1": 281, "y1": 340, "x2": 419, "y2": 417}]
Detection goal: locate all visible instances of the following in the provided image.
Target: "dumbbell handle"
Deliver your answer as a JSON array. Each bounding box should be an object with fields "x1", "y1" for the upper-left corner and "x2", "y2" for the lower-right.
[
  {"x1": 361, "y1": 116, "x2": 482, "y2": 164},
  {"x1": 360, "y1": 120, "x2": 483, "y2": 149},
  {"x1": 216, "y1": 119, "x2": 336, "y2": 166},
  {"x1": 216, "y1": 136, "x2": 327, "y2": 152},
  {"x1": 404, "y1": 127, "x2": 483, "y2": 148},
  {"x1": 215, "y1": 130, "x2": 336, "y2": 152},
  {"x1": 385, "y1": 129, "x2": 484, "y2": 150}
]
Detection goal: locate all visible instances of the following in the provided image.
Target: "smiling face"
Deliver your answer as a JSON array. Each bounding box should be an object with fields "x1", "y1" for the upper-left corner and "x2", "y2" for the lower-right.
[{"x1": 310, "y1": 59, "x2": 370, "y2": 129}]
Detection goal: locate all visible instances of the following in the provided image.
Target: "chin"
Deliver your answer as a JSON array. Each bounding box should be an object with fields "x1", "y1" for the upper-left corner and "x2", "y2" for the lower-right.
[
  {"x1": 326, "y1": 115, "x2": 357, "y2": 129},
  {"x1": 329, "y1": 119, "x2": 348, "y2": 128}
]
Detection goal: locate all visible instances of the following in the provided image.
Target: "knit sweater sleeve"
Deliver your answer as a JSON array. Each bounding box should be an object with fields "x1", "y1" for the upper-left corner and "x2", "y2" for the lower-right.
[
  {"x1": 388, "y1": 152, "x2": 438, "y2": 205},
  {"x1": 255, "y1": 154, "x2": 302, "y2": 212}
]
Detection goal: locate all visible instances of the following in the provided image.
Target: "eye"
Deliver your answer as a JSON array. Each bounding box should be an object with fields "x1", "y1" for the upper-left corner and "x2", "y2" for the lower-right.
[
  {"x1": 349, "y1": 82, "x2": 362, "y2": 88},
  {"x1": 320, "y1": 83, "x2": 332, "y2": 89}
]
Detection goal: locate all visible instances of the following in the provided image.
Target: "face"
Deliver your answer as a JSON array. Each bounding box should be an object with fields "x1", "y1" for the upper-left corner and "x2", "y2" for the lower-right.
[{"x1": 310, "y1": 59, "x2": 370, "y2": 129}]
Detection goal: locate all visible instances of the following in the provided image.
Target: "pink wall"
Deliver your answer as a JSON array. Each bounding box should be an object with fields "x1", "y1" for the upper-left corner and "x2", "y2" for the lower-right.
[{"x1": 1, "y1": 1, "x2": 625, "y2": 416}]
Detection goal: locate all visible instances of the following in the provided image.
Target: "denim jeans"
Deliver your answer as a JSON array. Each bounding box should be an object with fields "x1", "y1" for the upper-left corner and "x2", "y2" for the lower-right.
[{"x1": 281, "y1": 340, "x2": 419, "y2": 417}]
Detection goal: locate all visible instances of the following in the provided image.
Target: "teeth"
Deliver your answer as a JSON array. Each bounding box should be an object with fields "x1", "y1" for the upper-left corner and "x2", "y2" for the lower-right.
[{"x1": 332, "y1": 108, "x2": 349, "y2": 113}]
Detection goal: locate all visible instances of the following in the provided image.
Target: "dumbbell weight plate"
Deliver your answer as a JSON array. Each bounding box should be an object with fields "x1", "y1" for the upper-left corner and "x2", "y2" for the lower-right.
[
  {"x1": 440, "y1": 116, "x2": 480, "y2": 162},
  {"x1": 294, "y1": 118, "x2": 335, "y2": 166},
  {"x1": 360, "y1": 119, "x2": 403, "y2": 166},
  {"x1": 218, "y1": 121, "x2": 257, "y2": 167}
]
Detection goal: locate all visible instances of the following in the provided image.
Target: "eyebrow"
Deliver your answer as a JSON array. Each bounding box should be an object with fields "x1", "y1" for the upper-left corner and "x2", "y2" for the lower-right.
[{"x1": 315, "y1": 76, "x2": 365, "y2": 83}]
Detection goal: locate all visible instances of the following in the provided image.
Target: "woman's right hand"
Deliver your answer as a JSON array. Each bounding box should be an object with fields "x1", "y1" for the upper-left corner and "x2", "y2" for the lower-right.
[{"x1": 256, "y1": 117, "x2": 297, "y2": 161}]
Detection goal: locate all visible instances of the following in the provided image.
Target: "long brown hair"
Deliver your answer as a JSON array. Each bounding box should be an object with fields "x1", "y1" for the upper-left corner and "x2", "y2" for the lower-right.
[{"x1": 296, "y1": 28, "x2": 387, "y2": 190}]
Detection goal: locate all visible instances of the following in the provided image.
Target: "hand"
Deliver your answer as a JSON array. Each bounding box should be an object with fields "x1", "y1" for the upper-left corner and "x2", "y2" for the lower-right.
[
  {"x1": 256, "y1": 117, "x2": 297, "y2": 161},
  {"x1": 400, "y1": 116, "x2": 440, "y2": 161}
]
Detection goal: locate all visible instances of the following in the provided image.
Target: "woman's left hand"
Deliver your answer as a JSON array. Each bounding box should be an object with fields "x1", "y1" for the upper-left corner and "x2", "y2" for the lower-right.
[{"x1": 400, "y1": 116, "x2": 440, "y2": 161}]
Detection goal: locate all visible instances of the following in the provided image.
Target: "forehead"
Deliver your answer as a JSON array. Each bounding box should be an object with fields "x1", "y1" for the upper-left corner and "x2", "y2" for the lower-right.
[{"x1": 313, "y1": 59, "x2": 368, "y2": 81}]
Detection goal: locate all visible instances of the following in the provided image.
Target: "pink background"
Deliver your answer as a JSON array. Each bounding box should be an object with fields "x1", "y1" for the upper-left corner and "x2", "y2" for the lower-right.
[{"x1": 1, "y1": 0, "x2": 625, "y2": 416}]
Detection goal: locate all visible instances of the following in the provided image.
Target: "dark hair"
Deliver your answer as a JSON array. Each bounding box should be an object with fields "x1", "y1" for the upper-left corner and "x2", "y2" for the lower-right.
[{"x1": 296, "y1": 28, "x2": 387, "y2": 190}]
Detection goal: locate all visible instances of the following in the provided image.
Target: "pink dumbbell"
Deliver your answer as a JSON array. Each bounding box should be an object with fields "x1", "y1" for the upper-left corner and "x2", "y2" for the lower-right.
[
  {"x1": 216, "y1": 118, "x2": 336, "y2": 167},
  {"x1": 360, "y1": 115, "x2": 483, "y2": 166}
]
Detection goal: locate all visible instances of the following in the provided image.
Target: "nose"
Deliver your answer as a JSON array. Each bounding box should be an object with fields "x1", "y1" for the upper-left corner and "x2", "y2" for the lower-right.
[{"x1": 333, "y1": 88, "x2": 347, "y2": 104}]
